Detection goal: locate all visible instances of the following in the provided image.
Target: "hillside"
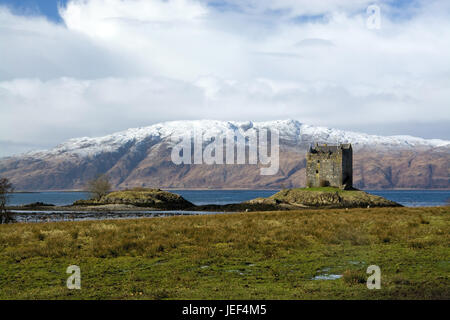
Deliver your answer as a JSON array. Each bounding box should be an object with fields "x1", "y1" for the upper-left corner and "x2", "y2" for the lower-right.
[{"x1": 0, "y1": 120, "x2": 448, "y2": 190}]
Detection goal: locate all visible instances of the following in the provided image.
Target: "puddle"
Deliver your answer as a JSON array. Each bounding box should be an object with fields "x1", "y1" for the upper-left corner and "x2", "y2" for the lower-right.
[
  {"x1": 312, "y1": 274, "x2": 342, "y2": 280},
  {"x1": 348, "y1": 261, "x2": 365, "y2": 265},
  {"x1": 9, "y1": 210, "x2": 226, "y2": 223},
  {"x1": 226, "y1": 270, "x2": 247, "y2": 275}
]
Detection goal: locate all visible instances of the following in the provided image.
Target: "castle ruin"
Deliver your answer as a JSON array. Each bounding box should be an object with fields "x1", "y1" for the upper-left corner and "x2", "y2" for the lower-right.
[{"x1": 306, "y1": 143, "x2": 353, "y2": 189}]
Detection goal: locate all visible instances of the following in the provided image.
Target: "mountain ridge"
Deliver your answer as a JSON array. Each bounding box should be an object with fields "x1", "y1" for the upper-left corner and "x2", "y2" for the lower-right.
[
  {"x1": 1, "y1": 119, "x2": 448, "y2": 191},
  {"x1": 7, "y1": 119, "x2": 449, "y2": 160}
]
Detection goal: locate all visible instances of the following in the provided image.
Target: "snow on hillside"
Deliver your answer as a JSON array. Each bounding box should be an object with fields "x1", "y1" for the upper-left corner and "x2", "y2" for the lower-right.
[
  {"x1": 299, "y1": 124, "x2": 450, "y2": 148},
  {"x1": 22, "y1": 120, "x2": 450, "y2": 158}
]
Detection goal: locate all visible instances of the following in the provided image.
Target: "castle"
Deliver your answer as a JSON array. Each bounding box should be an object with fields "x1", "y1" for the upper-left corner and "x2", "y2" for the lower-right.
[{"x1": 306, "y1": 143, "x2": 353, "y2": 189}]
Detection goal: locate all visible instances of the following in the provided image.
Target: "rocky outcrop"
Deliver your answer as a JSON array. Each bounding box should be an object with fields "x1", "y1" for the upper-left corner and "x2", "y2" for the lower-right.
[
  {"x1": 12, "y1": 187, "x2": 399, "y2": 212},
  {"x1": 73, "y1": 188, "x2": 194, "y2": 210},
  {"x1": 247, "y1": 187, "x2": 401, "y2": 208}
]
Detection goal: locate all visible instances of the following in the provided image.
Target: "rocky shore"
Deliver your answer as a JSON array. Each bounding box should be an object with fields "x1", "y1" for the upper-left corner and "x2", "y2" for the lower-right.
[
  {"x1": 8, "y1": 187, "x2": 401, "y2": 213},
  {"x1": 72, "y1": 188, "x2": 194, "y2": 210},
  {"x1": 245, "y1": 187, "x2": 402, "y2": 209}
]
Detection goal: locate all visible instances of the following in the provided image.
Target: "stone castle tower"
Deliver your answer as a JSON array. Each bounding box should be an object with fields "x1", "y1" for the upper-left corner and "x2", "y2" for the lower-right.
[{"x1": 306, "y1": 143, "x2": 353, "y2": 189}]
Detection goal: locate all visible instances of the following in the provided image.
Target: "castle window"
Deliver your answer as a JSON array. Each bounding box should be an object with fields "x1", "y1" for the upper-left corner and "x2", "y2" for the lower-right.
[
  {"x1": 316, "y1": 170, "x2": 319, "y2": 174},
  {"x1": 317, "y1": 160, "x2": 320, "y2": 163}
]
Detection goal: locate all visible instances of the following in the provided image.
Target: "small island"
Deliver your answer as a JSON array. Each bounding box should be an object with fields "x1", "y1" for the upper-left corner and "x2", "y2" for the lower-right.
[
  {"x1": 9, "y1": 186, "x2": 400, "y2": 213},
  {"x1": 246, "y1": 187, "x2": 401, "y2": 209},
  {"x1": 72, "y1": 188, "x2": 194, "y2": 210}
]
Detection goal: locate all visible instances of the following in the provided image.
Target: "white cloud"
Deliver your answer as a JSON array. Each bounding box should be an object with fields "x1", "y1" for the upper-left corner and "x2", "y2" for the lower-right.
[{"x1": 0, "y1": 0, "x2": 449, "y2": 156}]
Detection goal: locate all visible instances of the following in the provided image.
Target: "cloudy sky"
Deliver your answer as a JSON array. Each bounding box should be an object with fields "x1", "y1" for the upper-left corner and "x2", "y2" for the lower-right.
[{"x1": 0, "y1": 0, "x2": 449, "y2": 157}]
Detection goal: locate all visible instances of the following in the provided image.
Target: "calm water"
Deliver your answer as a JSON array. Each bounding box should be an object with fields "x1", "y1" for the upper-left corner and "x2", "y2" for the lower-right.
[
  {"x1": 366, "y1": 190, "x2": 450, "y2": 208},
  {"x1": 11, "y1": 210, "x2": 225, "y2": 223},
  {"x1": 8, "y1": 189, "x2": 450, "y2": 207}
]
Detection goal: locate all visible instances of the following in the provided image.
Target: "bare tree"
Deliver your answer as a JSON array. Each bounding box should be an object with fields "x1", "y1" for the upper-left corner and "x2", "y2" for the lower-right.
[
  {"x1": 0, "y1": 177, "x2": 14, "y2": 224},
  {"x1": 86, "y1": 175, "x2": 112, "y2": 200}
]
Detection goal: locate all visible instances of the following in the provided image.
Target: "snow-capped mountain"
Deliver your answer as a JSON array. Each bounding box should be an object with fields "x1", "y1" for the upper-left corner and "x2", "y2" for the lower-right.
[
  {"x1": 22, "y1": 120, "x2": 450, "y2": 159},
  {"x1": 1, "y1": 120, "x2": 449, "y2": 191}
]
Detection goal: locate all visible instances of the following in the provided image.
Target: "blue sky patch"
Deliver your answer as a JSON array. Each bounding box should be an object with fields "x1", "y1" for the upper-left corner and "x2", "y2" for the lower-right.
[{"x1": 0, "y1": 0, "x2": 68, "y2": 22}]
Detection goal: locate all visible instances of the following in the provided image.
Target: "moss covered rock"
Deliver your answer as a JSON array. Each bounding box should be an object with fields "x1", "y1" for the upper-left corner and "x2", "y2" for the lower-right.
[
  {"x1": 247, "y1": 187, "x2": 401, "y2": 209},
  {"x1": 73, "y1": 188, "x2": 193, "y2": 210}
]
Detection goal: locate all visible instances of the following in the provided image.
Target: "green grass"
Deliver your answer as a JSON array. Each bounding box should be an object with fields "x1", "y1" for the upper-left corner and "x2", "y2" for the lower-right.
[
  {"x1": 293, "y1": 187, "x2": 349, "y2": 192},
  {"x1": 0, "y1": 207, "x2": 449, "y2": 299}
]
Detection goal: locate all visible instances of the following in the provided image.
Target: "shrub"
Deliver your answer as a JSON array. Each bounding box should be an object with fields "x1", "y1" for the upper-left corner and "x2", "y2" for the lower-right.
[
  {"x1": 0, "y1": 177, "x2": 14, "y2": 224},
  {"x1": 86, "y1": 175, "x2": 112, "y2": 200},
  {"x1": 343, "y1": 270, "x2": 366, "y2": 285}
]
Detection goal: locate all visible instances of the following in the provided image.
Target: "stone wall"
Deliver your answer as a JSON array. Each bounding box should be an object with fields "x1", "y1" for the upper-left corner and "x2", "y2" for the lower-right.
[{"x1": 306, "y1": 144, "x2": 352, "y2": 189}]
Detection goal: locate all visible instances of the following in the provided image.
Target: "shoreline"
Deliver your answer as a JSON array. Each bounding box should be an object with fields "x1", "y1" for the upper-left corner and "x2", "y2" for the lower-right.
[
  {"x1": 8, "y1": 188, "x2": 449, "y2": 211},
  {"x1": 11, "y1": 187, "x2": 450, "y2": 193},
  {"x1": 4, "y1": 204, "x2": 449, "y2": 225}
]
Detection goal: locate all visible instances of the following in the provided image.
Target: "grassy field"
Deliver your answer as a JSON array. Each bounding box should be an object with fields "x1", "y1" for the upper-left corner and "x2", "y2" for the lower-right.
[{"x1": 0, "y1": 207, "x2": 448, "y2": 299}]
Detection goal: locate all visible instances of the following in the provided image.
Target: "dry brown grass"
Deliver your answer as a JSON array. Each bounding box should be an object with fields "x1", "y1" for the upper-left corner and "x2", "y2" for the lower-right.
[
  {"x1": 0, "y1": 206, "x2": 448, "y2": 299},
  {"x1": 0, "y1": 207, "x2": 448, "y2": 261}
]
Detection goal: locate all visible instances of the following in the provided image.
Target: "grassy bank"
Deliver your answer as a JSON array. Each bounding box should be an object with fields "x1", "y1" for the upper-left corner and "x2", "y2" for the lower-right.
[{"x1": 0, "y1": 207, "x2": 448, "y2": 299}]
